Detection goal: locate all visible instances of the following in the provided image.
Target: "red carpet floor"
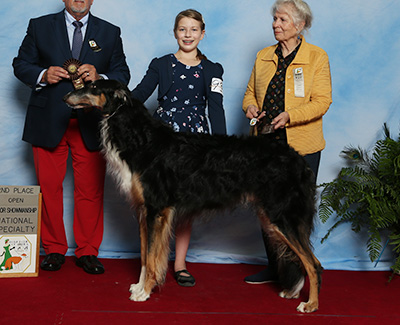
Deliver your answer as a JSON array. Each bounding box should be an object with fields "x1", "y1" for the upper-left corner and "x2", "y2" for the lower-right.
[{"x1": 2, "y1": 257, "x2": 400, "y2": 324}]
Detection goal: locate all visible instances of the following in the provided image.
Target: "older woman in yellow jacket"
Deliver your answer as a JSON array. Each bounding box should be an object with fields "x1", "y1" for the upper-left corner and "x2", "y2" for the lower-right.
[{"x1": 242, "y1": 0, "x2": 332, "y2": 284}]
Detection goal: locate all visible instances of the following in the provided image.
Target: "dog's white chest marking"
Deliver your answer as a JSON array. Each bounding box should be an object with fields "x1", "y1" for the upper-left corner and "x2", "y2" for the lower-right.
[{"x1": 101, "y1": 122, "x2": 133, "y2": 197}]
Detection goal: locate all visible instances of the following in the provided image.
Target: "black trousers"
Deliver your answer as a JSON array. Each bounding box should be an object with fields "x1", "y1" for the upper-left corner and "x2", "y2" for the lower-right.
[{"x1": 303, "y1": 151, "x2": 321, "y2": 181}]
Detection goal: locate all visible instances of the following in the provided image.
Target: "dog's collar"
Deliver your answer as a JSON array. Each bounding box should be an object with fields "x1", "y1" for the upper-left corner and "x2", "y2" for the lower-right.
[{"x1": 105, "y1": 103, "x2": 124, "y2": 119}]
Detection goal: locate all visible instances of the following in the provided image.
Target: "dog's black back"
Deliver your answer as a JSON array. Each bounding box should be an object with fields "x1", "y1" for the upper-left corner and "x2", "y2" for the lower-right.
[{"x1": 96, "y1": 80, "x2": 315, "y2": 228}]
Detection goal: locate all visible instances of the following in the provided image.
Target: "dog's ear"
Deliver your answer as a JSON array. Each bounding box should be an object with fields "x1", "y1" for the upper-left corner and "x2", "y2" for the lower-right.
[{"x1": 114, "y1": 89, "x2": 129, "y2": 103}]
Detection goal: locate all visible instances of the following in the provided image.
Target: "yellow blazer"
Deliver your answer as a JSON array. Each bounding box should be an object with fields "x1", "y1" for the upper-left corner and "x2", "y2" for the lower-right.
[{"x1": 242, "y1": 36, "x2": 332, "y2": 156}]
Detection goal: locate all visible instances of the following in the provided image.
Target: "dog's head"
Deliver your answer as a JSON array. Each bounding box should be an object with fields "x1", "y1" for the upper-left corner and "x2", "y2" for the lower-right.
[{"x1": 63, "y1": 79, "x2": 131, "y2": 116}]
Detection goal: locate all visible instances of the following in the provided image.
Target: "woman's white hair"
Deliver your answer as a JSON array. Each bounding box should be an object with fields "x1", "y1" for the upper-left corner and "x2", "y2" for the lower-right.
[{"x1": 271, "y1": 0, "x2": 313, "y2": 33}]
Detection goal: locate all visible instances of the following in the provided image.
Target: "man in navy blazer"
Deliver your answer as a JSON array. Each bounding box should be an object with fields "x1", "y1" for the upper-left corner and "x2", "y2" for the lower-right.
[{"x1": 13, "y1": 0, "x2": 130, "y2": 274}]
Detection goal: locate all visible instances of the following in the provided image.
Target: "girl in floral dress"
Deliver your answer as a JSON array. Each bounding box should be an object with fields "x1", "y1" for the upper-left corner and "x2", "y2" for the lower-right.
[{"x1": 131, "y1": 9, "x2": 226, "y2": 287}]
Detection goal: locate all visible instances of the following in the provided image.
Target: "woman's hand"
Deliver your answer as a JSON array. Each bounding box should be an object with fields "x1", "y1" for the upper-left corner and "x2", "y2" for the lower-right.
[
  {"x1": 246, "y1": 105, "x2": 265, "y2": 120},
  {"x1": 272, "y1": 112, "x2": 290, "y2": 129}
]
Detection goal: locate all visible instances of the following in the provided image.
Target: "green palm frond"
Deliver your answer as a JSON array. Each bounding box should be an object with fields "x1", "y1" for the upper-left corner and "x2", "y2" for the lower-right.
[
  {"x1": 318, "y1": 123, "x2": 400, "y2": 278},
  {"x1": 366, "y1": 230, "x2": 382, "y2": 262}
]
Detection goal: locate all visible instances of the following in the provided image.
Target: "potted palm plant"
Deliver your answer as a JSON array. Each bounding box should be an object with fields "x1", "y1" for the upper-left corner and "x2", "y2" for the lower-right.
[{"x1": 318, "y1": 124, "x2": 400, "y2": 279}]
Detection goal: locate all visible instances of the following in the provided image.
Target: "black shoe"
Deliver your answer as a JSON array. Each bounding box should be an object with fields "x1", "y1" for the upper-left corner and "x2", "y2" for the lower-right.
[
  {"x1": 244, "y1": 267, "x2": 277, "y2": 284},
  {"x1": 40, "y1": 253, "x2": 65, "y2": 271},
  {"x1": 175, "y1": 269, "x2": 196, "y2": 287},
  {"x1": 76, "y1": 255, "x2": 104, "y2": 274}
]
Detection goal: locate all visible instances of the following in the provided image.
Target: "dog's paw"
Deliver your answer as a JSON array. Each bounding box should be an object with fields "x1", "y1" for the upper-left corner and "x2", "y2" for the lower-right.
[
  {"x1": 279, "y1": 290, "x2": 300, "y2": 299},
  {"x1": 279, "y1": 276, "x2": 303, "y2": 300},
  {"x1": 296, "y1": 301, "x2": 318, "y2": 313},
  {"x1": 129, "y1": 283, "x2": 142, "y2": 293},
  {"x1": 129, "y1": 290, "x2": 150, "y2": 302},
  {"x1": 129, "y1": 283, "x2": 150, "y2": 302}
]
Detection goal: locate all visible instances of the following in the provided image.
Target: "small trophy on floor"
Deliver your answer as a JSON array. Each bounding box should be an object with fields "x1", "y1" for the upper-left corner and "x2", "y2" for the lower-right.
[{"x1": 63, "y1": 58, "x2": 84, "y2": 89}]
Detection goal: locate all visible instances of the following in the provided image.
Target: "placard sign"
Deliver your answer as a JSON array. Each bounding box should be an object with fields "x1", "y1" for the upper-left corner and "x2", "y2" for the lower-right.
[{"x1": 0, "y1": 185, "x2": 41, "y2": 278}]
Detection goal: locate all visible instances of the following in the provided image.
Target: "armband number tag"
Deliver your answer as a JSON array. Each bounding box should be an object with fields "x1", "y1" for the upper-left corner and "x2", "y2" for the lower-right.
[{"x1": 211, "y1": 78, "x2": 223, "y2": 95}]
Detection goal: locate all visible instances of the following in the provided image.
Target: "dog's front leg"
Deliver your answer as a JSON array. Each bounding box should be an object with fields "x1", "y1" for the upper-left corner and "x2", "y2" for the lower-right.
[
  {"x1": 129, "y1": 207, "x2": 174, "y2": 302},
  {"x1": 129, "y1": 212, "x2": 151, "y2": 301},
  {"x1": 129, "y1": 265, "x2": 149, "y2": 301}
]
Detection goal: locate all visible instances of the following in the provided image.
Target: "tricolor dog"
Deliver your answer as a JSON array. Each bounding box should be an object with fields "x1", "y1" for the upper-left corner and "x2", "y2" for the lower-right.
[{"x1": 64, "y1": 79, "x2": 322, "y2": 313}]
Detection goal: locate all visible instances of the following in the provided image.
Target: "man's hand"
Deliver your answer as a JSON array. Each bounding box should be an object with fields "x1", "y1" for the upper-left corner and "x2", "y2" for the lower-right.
[
  {"x1": 41, "y1": 66, "x2": 70, "y2": 84},
  {"x1": 78, "y1": 64, "x2": 102, "y2": 83}
]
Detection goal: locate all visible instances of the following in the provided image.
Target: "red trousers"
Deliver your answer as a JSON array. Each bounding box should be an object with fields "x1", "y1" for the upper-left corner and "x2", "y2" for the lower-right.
[{"x1": 32, "y1": 119, "x2": 106, "y2": 258}]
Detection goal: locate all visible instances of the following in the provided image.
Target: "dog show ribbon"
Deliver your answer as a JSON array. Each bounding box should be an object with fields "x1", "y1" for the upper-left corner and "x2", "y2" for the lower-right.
[{"x1": 63, "y1": 58, "x2": 84, "y2": 90}]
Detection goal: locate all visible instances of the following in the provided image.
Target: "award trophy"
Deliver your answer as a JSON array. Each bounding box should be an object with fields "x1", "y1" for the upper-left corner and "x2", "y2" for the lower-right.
[{"x1": 63, "y1": 58, "x2": 84, "y2": 89}]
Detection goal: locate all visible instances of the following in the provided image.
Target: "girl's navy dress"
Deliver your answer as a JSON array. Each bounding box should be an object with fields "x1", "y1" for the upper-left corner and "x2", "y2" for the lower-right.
[{"x1": 154, "y1": 55, "x2": 209, "y2": 133}]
